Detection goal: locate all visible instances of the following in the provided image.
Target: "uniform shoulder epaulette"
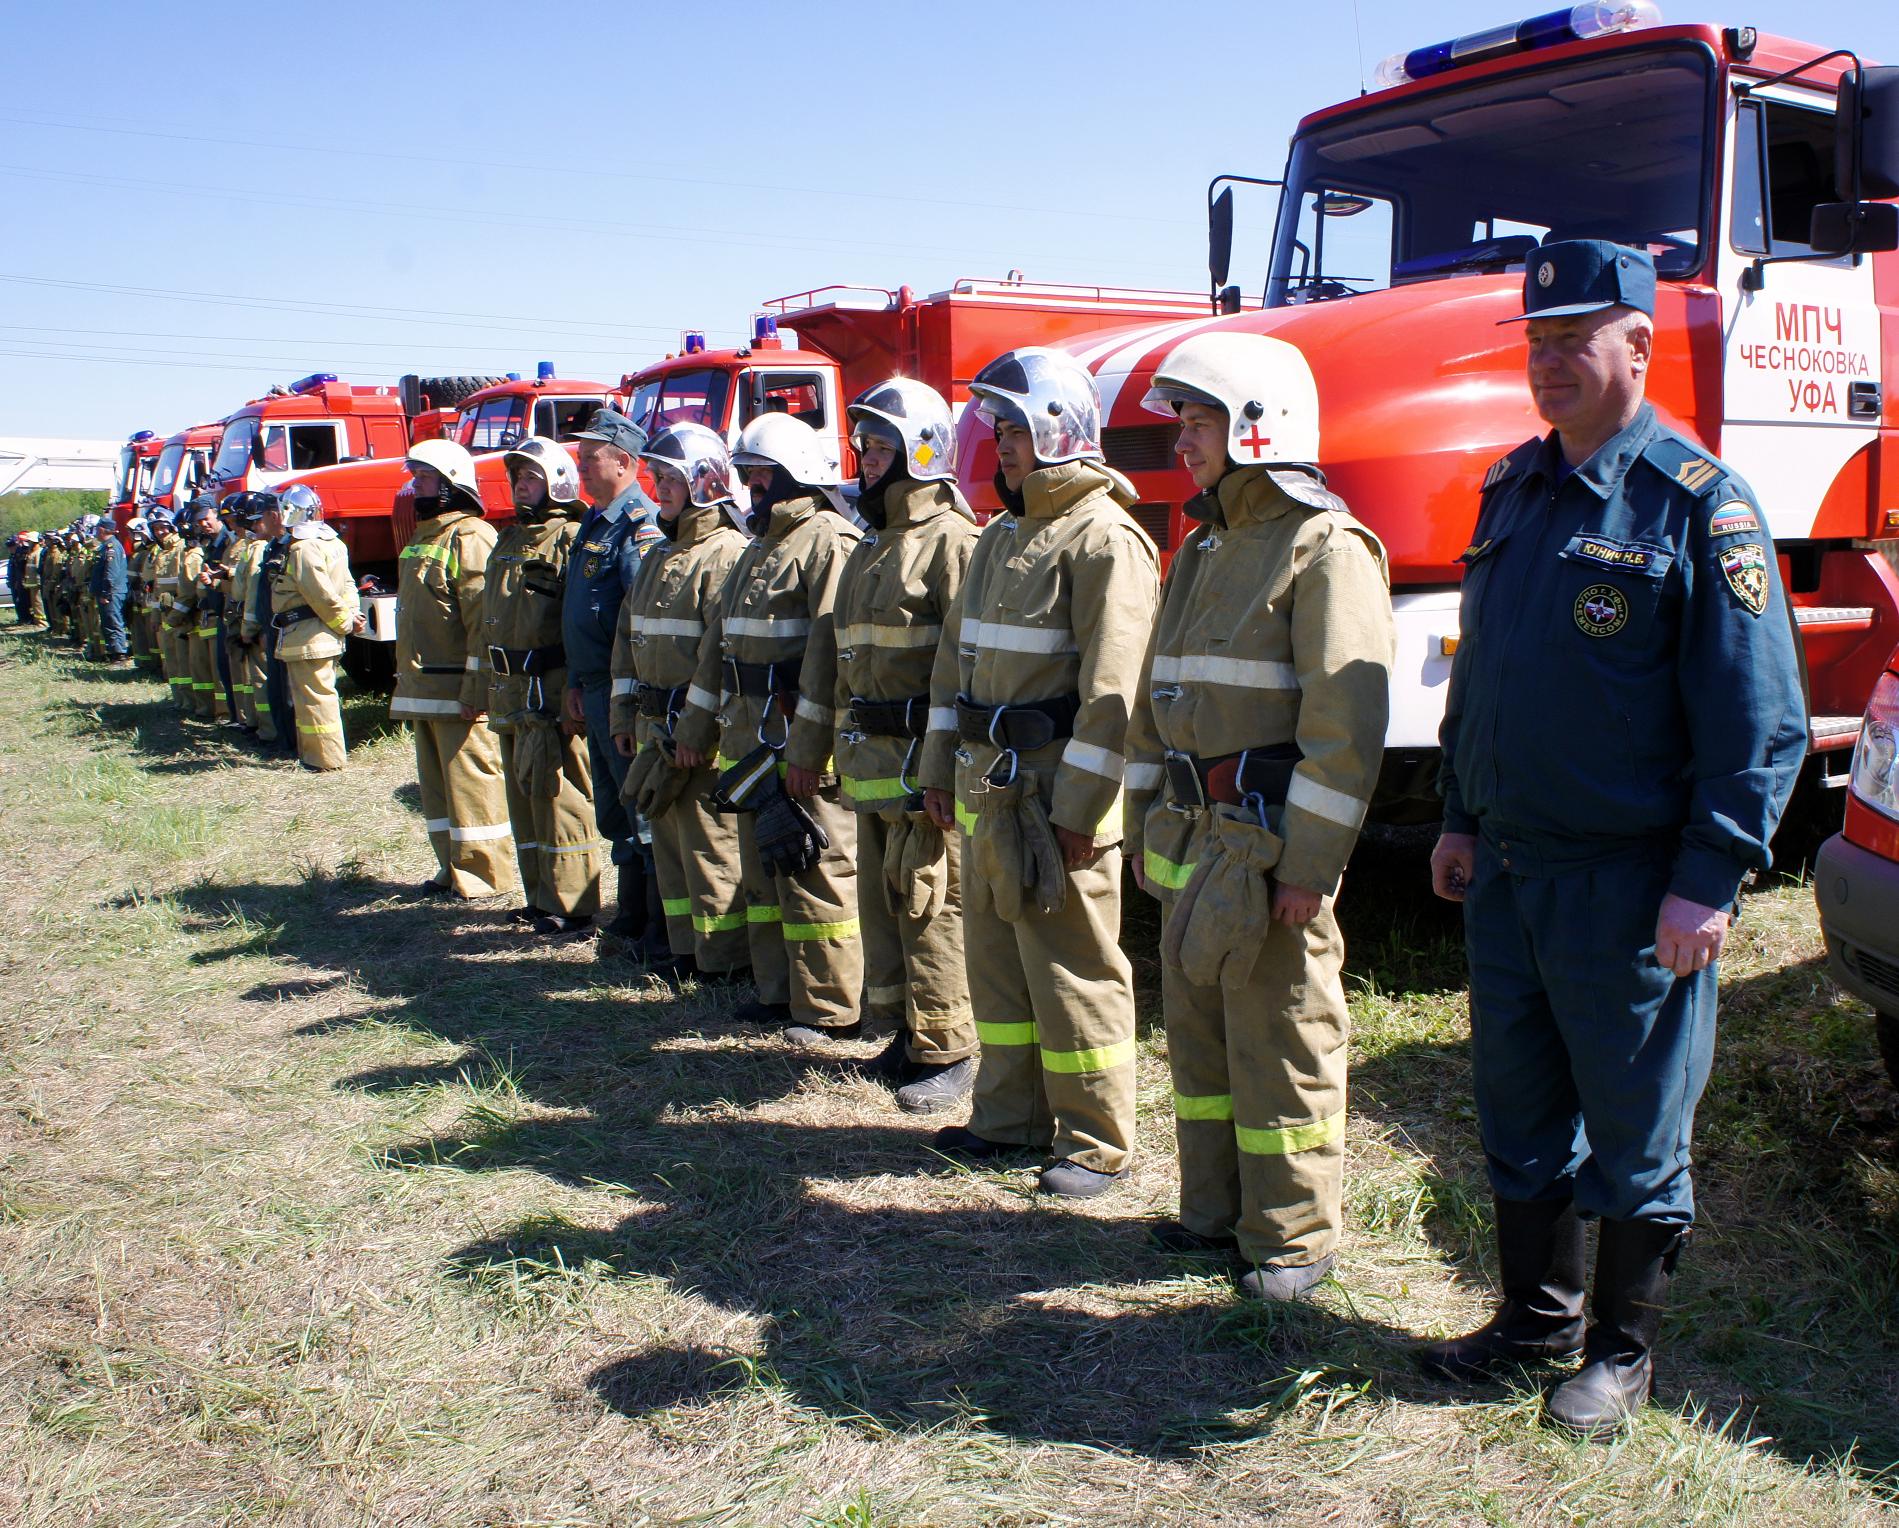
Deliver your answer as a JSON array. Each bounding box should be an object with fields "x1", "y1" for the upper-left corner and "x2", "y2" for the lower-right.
[
  {"x1": 1480, "y1": 438, "x2": 1541, "y2": 492},
  {"x1": 1640, "y1": 434, "x2": 1729, "y2": 498}
]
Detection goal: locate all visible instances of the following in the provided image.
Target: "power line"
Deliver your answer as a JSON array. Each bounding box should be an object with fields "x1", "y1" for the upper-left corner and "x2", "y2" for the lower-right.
[{"x1": 0, "y1": 322, "x2": 674, "y2": 359}]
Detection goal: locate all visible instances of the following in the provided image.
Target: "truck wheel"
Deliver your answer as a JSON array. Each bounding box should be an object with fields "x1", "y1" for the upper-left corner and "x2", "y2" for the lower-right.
[
  {"x1": 409, "y1": 375, "x2": 509, "y2": 411},
  {"x1": 1879, "y1": 1011, "x2": 1899, "y2": 1092}
]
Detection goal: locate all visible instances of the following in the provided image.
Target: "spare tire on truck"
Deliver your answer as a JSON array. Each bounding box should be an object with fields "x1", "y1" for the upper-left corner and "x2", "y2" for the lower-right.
[{"x1": 398, "y1": 374, "x2": 510, "y2": 416}]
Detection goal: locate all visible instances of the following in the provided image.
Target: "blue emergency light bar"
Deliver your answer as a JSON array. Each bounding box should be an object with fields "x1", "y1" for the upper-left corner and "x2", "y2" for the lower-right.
[
  {"x1": 129, "y1": 429, "x2": 156, "y2": 442},
  {"x1": 505, "y1": 372, "x2": 521, "y2": 382},
  {"x1": 289, "y1": 372, "x2": 339, "y2": 395},
  {"x1": 1374, "y1": 0, "x2": 1660, "y2": 88},
  {"x1": 753, "y1": 314, "x2": 779, "y2": 343},
  {"x1": 537, "y1": 361, "x2": 556, "y2": 381},
  {"x1": 684, "y1": 331, "x2": 707, "y2": 355}
]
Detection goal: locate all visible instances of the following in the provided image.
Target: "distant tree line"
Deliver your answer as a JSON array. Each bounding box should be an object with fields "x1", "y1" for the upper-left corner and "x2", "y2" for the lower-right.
[{"x1": 0, "y1": 489, "x2": 111, "y2": 537}]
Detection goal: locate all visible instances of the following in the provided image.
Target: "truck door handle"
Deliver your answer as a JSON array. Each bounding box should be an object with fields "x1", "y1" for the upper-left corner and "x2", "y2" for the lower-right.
[{"x1": 1848, "y1": 381, "x2": 1882, "y2": 420}]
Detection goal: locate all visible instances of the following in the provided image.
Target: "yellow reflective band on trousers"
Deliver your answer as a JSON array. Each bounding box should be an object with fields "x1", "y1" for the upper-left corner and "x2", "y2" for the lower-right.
[
  {"x1": 299, "y1": 721, "x2": 341, "y2": 735},
  {"x1": 746, "y1": 905, "x2": 782, "y2": 924},
  {"x1": 977, "y1": 1019, "x2": 1037, "y2": 1046},
  {"x1": 842, "y1": 774, "x2": 911, "y2": 803},
  {"x1": 1235, "y1": 1109, "x2": 1347, "y2": 1156},
  {"x1": 954, "y1": 799, "x2": 978, "y2": 834},
  {"x1": 1041, "y1": 1036, "x2": 1136, "y2": 1074},
  {"x1": 1174, "y1": 1091, "x2": 1235, "y2": 1121},
  {"x1": 661, "y1": 896, "x2": 692, "y2": 916},
  {"x1": 694, "y1": 909, "x2": 747, "y2": 933},
  {"x1": 783, "y1": 916, "x2": 860, "y2": 941},
  {"x1": 1144, "y1": 848, "x2": 1196, "y2": 891}
]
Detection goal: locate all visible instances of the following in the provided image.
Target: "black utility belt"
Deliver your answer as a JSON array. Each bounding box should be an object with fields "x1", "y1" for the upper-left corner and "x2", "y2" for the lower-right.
[
  {"x1": 487, "y1": 642, "x2": 564, "y2": 677},
  {"x1": 635, "y1": 682, "x2": 685, "y2": 718},
  {"x1": 846, "y1": 695, "x2": 929, "y2": 738},
  {"x1": 727, "y1": 655, "x2": 804, "y2": 697},
  {"x1": 273, "y1": 605, "x2": 318, "y2": 629},
  {"x1": 955, "y1": 693, "x2": 1081, "y2": 752},
  {"x1": 1162, "y1": 743, "x2": 1303, "y2": 813}
]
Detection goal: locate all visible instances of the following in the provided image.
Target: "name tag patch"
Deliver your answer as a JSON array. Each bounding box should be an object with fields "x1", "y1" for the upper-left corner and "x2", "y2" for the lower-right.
[
  {"x1": 1568, "y1": 536, "x2": 1656, "y2": 571},
  {"x1": 1573, "y1": 583, "x2": 1629, "y2": 637},
  {"x1": 1709, "y1": 502, "x2": 1760, "y2": 538},
  {"x1": 1719, "y1": 542, "x2": 1769, "y2": 615}
]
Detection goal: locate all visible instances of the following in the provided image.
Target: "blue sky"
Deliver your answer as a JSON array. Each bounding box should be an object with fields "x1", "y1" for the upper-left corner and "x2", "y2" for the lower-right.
[{"x1": 3, "y1": 0, "x2": 1893, "y2": 440}]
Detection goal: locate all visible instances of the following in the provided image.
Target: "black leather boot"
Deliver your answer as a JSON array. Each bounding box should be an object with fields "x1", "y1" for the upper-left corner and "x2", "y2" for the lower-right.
[
  {"x1": 602, "y1": 861, "x2": 647, "y2": 942},
  {"x1": 1545, "y1": 1219, "x2": 1686, "y2": 1438},
  {"x1": 1418, "y1": 1197, "x2": 1586, "y2": 1382}
]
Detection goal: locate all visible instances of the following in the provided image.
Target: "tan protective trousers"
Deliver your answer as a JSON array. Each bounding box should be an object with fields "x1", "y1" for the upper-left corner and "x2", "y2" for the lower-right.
[
  {"x1": 651, "y1": 765, "x2": 749, "y2": 973},
  {"x1": 1159, "y1": 890, "x2": 1349, "y2": 1268},
  {"x1": 859, "y1": 810, "x2": 977, "y2": 1063},
  {"x1": 189, "y1": 629, "x2": 225, "y2": 718},
  {"x1": 284, "y1": 657, "x2": 347, "y2": 770},
  {"x1": 963, "y1": 843, "x2": 1138, "y2": 1175},
  {"x1": 497, "y1": 726, "x2": 601, "y2": 919},
  {"x1": 736, "y1": 782, "x2": 861, "y2": 1028},
  {"x1": 161, "y1": 626, "x2": 194, "y2": 710},
  {"x1": 254, "y1": 649, "x2": 281, "y2": 743},
  {"x1": 130, "y1": 605, "x2": 154, "y2": 668},
  {"x1": 225, "y1": 638, "x2": 258, "y2": 728},
  {"x1": 79, "y1": 598, "x2": 101, "y2": 659},
  {"x1": 412, "y1": 717, "x2": 519, "y2": 898}
]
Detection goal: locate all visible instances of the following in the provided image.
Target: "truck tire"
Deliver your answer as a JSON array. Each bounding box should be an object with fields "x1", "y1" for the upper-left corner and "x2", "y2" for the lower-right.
[
  {"x1": 399, "y1": 374, "x2": 510, "y2": 415},
  {"x1": 1879, "y1": 1011, "x2": 1899, "y2": 1092}
]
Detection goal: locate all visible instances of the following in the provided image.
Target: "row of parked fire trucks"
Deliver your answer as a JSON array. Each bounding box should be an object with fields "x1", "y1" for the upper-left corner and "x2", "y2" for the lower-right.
[{"x1": 106, "y1": 9, "x2": 1899, "y2": 842}]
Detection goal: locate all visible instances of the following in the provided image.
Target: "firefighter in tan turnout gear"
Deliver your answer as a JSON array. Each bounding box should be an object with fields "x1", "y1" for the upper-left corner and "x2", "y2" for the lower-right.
[
  {"x1": 813, "y1": 378, "x2": 980, "y2": 1113},
  {"x1": 166, "y1": 505, "x2": 210, "y2": 714},
  {"x1": 484, "y1": 438, "x2": 602, "y2": 936},
  {"x1": 609, "y1": 423, "x2": 751, "y2": 981},
  {"x1": 921, "y1": 348, "x2": 1159, "y2": 1197},
  {"x1": 673, "y1": 414, "x2": 863, "y2": 1041},
  {"x1": 271, "y1": 484, "x2": 364, "y2": 771},
  {"x1": 1127, "y1": 333, "x2": 1394, "y2": 1297},
  {"x1": 392, "y1": 439, "x2": 519, "y2": 900}
]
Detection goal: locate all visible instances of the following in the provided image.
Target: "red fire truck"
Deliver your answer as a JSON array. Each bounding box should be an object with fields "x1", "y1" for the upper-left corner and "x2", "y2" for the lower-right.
[
  {"x1": 145, "y1": 421, "x2": 227, "y2": 518},
  {"x1": 993, "y1": 7, "x2": 1899, "y2": 818},
  {"x1": 108, "y1": 430, "x2": 164, "y2": 527}
]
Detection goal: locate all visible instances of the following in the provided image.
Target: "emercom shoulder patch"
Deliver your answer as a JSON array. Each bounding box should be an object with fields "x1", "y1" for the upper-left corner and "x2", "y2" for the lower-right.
[{"x1": 1718, "y1": 542, "x2": 1769, "y2": 616}]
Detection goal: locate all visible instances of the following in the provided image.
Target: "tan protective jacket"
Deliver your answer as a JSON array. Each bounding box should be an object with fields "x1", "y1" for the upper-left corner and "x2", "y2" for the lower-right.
[
  {"x1": 674, "y1": 494, "x2": 861, "y2": 770},
  {"x1": 166, "y1": 542, "x2": 205, "y2": 629},
  {"x1": 220, "y1": 536, "x2": 264, "y2": 637},
  {"x1": 1125, "y1": 465, "x2": 1394, "y2": 898},
  {"x1": 128, "y1": 543, "x2": 154, "y2": 612},
  {"x1": 481, "y1": 512, "x2": 580, "y2": 729},
  {"x1": 273, "y1": 523, "x2": 359, "y2": 661},
  {"x1": 809, "y1": 480, "x2": 977, "y2": 814},
  {"x1": 392, "y1": 507, "x2": 495, "y2": 719},
  {"x1": 149, "y1": 535, "x2": 181, "y2": 615},
  {"x1": 609, "y1": 501, "x2": 748, "y2": 750},
  {"x1": 921, "y1": 460, "x2": 1159, "y2": 841}
]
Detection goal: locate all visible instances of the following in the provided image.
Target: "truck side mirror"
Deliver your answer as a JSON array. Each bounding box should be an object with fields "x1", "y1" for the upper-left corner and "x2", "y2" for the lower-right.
[
  {"x1": 1216, "y1": 285, "x2": 1244, "y2": 315},
  {"x1": 1209, "y1": 187, "x2": 1235, "y2": 298},
  {"x1": 1836, "y1": 64, "x2": 1899, "y2": 201},
  {"x1": 1809, "y1": 200, "x2": 1899, "y2": 254}
]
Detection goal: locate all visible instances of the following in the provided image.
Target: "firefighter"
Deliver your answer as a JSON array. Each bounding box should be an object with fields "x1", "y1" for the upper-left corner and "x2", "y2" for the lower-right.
[
  {"x1": 192, "y1": 499, "x2": 239, "y2": 723},
  {"x1": 609, "y1": 423, "x2": 751, "y2": 981},
  {"x1": 15, "y1": 531, "x2": 42, "y2": 626},
  {"x1": 6, "y1": 534, "x2": 29, "y2": 625},
  {"x1": 813, "y1": 378, "x2": 980, "y2": 1112},
  {"x1": 71, "y1": 522, "x2": 102, "y2": 658},
  {"x1": 1126, "y1": 333, "x2": 1394, "y2": 1297},
  {"x1": 673, "y1": 414, "x2": 864, "y2": 1040},
  {"x1": 88, "y1": 517, "x2": 132, "y2": 664},
  {"x1": 149, "y1": 513, "x2": 192, "y2": 708},
  {"x1": 246, "y1": 494, "x2": 296, "y2": 756},
  {"x1": 220, "y1": 496, "x2": 267, "y2": 732},
  {"x1": 392, "y1": 439, "x2": 518, "y2": 899},
  {"x1": 563, "y1": 409, "x2": 665, "y2": 948},
  {"x1": 124, "y1": 519, "x2": 157, "y2": 672},
  {"x1": 919, "y1": 348, "x2": 1159, "y2": 1197},
  {"x1": 167, "y1": 506, "x2": 212, "y2": 714},
  {"x1": 1423, "y1": 241, "x2": 1808, "y2": 1436},
  {"x1": 272, "y1": 484, "x2": 363, "y2": 770},
  {"x1": 39, "y1": 531, "x2": 68, "y2": 639},
  {"x1": 485, "y1": 437, "x2": 601, "y2": 935}
]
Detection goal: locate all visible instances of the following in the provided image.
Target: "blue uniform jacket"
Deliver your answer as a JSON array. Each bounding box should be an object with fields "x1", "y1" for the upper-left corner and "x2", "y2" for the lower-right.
[
  {"x1": 561, "y1": 484, "x2": 660, "y2": 689},
  {"x1": 1438, "y1": 403, "x2": 1807, "y2": 909},
  {"x1": 89, "y1": 537, "x2": 128, "y2": 601}
]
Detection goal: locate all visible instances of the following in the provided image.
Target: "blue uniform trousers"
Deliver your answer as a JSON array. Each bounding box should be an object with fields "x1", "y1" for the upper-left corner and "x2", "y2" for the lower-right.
[
  {"x1": 96, "y1": 594, "x2": 129, "y2": 657},
  {"x1": 579, "y1": 680, "x2": 642, "y2": 869},
  {"x1": 1463, "y1": 833, "x2": 1715, "y2": 1226}
]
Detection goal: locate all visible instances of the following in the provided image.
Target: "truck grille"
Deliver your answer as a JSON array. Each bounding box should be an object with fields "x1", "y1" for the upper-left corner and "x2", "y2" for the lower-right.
[
  {"x1": 1845, "y1": 943, "x2": 1899, "y2": 1001},
  {"x1": 1129, "y1": 502, "x2": 1171, "y2": 552},
  {"x1": 1103, "y1": 424, "x2": 1178, "y2": 473}
]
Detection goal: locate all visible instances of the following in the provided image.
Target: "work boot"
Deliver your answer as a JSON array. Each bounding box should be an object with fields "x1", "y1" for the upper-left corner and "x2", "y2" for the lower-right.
[
  {"x1": 531, "y1": 912, "x2": 593, "y2": 938},
  {"x1": 860, "y1": 1026, "x2": 912, "y2": 1085},
  {"x1": 1545, "y1": 1219, "x2": 1686, "y2": 1439},
  {"x1": 1148, "y1": 1219, "x2": 1239, "y2": 1256},
  {"x1": 1038, "y1": 1160, "x2": 1129, "y2": 1199},
  {"x1": 895, "y1": 1056, "x2": 976, "y2": 1115},
  {"x1": 506, "y1": 905, "x2": 545, "y2": 926},
  {"x1": 1418, "y1": 1197, "x2": 1587, "y2": 1382},
  {"x1": 731, "y1": 998, "x2": 793, "y2": 1027},
  {"x1": 930, "y1": 1125, "x2": 1026, "y2": 1162},
  {"x1": 784, "y1": 1019, "x2": 864, "y2": 1047},
  {"x1": 1238, "y1": 1252, "x2": 1336, "y2": 1302},
  {"x1": 602, "y1": 861, "x2": 647, "y2": 942}
]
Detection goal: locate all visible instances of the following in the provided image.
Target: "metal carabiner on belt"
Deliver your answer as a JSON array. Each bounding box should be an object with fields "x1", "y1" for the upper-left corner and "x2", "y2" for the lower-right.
[
  {"x1": 756, "y1": 701, "x2": 790, "y2": 751},
  {"x1": 984, "y1": 746, "x2": 1019, "y2": 789}
]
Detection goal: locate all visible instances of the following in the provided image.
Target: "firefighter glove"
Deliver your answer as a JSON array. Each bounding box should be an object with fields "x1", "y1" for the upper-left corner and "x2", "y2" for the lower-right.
[{"x1": 1162, "y1": 803, "x2": 1284, "y2": 988}]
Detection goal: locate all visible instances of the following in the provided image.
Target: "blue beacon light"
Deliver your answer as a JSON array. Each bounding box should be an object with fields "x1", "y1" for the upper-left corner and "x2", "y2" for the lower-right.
[{"x1": 1374, "y1": 1, "x2": 1660, "y2": 88}]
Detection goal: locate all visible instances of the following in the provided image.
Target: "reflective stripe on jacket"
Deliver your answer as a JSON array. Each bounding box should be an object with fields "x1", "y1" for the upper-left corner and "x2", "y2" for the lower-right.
[{"x1": 393, "y1": 507, "x2": 494, "y2": 718}]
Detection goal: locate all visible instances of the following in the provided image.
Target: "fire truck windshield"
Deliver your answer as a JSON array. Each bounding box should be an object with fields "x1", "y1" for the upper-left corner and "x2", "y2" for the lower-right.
[
  {"x1": 151, "y1": 442, "x2": 188, "y2": 498},
  {"x1": 1266, "y1": 44, "x2": 1714, "y2": 307},
  {"x1": 212, "y1": 417, "x2": 259, "y2": 479},
  {"x1": 113, "y1": 446, "x2": 136, "y2": 503},
  {"x1": 624, "y1": 369, "x2": 732, "y2": 438}
]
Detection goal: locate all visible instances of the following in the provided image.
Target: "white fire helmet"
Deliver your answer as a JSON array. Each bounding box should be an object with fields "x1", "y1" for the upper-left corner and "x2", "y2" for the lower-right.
[
  {"x1": 732, "y1": 413, "x2": 846, "y2": 513},
  {"x1": 501, "y1": 435, "x2": 579, "y2": 504},
  {"x1": 969, "y1": 346, "x2": 1103, "y2": 466},
  {"x1": 278, "y1": 483, "x2": 324, "y2": 527},
  {"x1": 642, "y1": 422, "x2": 744, "y2": 510},
  {"x1": 847, "y1": 376, "x2": 958, "y2": 485},
  {"x1": 126, "y1": 517, "x2": 151, "y2": 541},
  {"x1": 404, "y1": 437, "x2": 482, "y2": 506},
  {"x1": 1141, "y1": 332, "x2": 1321, "y2": 467}
]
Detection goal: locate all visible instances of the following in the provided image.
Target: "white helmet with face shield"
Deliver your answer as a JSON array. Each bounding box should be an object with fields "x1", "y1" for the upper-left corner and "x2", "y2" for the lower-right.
[
  {"x1": 847, "y1": 377, "x2": 958, "y2": 485},
  {"x1": 732, "y1": 413, "x2": 846, "y2": 516},
  {"x1": 641, "y1": 422, "x2": 744, "y2": 510},
  {"x1": 968, "y1": 346, "x2": 1103, "y2": 466},
  {"x1": 1141, "y1": 332, "x2": 1320, "y2": 466},
  {"x1": 501, "y1": 435, "x2": 579, "y2": 505},
  {"x1": 278, "y1": 483, "x2": 324, "y2": 527},
  {"x1": 404, "y1": 437, "x2": 483, "y2": 509}
]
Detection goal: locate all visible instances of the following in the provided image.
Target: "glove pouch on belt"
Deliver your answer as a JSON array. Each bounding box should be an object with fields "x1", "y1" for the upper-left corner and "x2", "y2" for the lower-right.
[
  {"x1": 755, "y1": 784, "x2": 829, "y2": 878},
  {"x1": 713, "y1": 742, "x2": 781, "y2": 813},
  {"x1": 517, "y1": 721, "x2": 566, "y2": 800},
  {"x1": 968, "y1": 777, "x2": 1066, "y2": 923},
  {"x1": 883, "y1": 811, "x2": 949, "y2": 921},
  {"x1": 1162, "y1": 803, "x2": 1284, "y2": 988},
  {"x1": 633, "y1": 738, "x2": 694, "y2": 820},
  {"x1": 619, "y1": 742, "x2": 664, "y2": 806}
]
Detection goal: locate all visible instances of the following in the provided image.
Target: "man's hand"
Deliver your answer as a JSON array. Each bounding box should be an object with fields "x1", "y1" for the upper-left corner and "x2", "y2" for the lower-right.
[
  {"x1": 1271, "y1": 881, "x2": 1322, "y2": 926},
  {"x1": 1132, "y1": 858, "x2": 1149, "y2": 894},
  {"x1": 1654, "y1": 893, "x2": 1729, "y2": 977},
  {"x1": 564, "y1": 687, "x2": 586, "y2": 727},
  {"x1": 785, "y1": 764, "x2": 821, "y2": 799},
  {"x1": 1431, "y1": 832, "x2": 1477, "y2": 902},
  {"x1": 1056, "y1": 826, "x2": 1103, "y2": 871},
  {"x1": 924, "y1": 787, "x2": 956, "y2": 833},
  {"x1": 612, "y1": 732, "x2": 635, "y2": 759},
  {"x1": 459, "y1": 703, "x2": 486, "y2": 723},
  {"x1": 674, "y1": 743, "x2": 706, "y2": 769}
]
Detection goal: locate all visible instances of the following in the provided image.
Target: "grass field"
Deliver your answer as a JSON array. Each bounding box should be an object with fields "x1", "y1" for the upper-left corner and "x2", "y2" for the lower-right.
[{"x1": 1, "y1": 623, "x2": 1894, "y2": 1527}]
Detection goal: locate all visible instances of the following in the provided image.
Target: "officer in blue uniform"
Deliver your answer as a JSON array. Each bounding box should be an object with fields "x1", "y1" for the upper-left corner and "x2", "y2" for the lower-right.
[
  {"x1": 562, "y1": 408, "x2": 665, "y2": 948},
  {"x1": 1422, "y1": 241, "x2": 1807, "y2": 1437},
  {"x1": 89, "y1": 519, "x2": 131, "y2": 663}
]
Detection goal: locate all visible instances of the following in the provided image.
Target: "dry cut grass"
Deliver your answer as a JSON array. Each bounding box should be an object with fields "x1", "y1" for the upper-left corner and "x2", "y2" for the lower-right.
[{"x1": 0, "y1": 625, "x2": 1894, "y2": 1527}]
